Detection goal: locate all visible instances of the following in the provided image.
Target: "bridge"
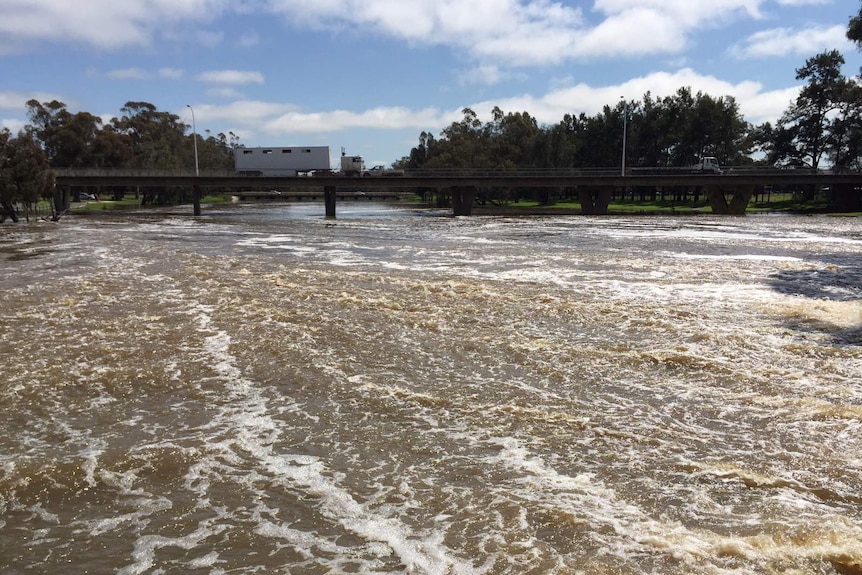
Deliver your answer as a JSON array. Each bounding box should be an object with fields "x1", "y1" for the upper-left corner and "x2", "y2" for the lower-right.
[{"x1": 54, "y1": 168, "x2": 862, "y2": 217}]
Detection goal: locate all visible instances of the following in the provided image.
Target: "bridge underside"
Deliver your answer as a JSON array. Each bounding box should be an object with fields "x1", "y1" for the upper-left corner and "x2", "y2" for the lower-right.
[{"x1": 53, "y1": 171, "x2": 862, "y2": 217}]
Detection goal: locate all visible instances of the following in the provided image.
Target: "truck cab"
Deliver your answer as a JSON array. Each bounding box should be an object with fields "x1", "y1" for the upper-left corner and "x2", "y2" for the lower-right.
[
  {"x1": 694, "y1": 157, "x2": 722, "y2": 174},
  {"x1": 340, "y1": 155, "x2": 366, "y2": 176}
]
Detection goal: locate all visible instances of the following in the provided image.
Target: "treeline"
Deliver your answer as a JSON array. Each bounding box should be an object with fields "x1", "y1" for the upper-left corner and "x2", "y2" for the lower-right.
[
  {"x1": 24, "y1": 100, "x2": 237, "y2": 171},
  {"x1": 1, "y1": 100, "x2": 237, "y2": 220},
  {"x1": 398, "y1": 50, "x2": 861, "y2": 178}
]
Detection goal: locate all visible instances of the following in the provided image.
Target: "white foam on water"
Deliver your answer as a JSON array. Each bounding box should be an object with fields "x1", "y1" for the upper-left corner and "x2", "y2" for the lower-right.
[
  {"x1": 673, "y1": 253, "x2": 803, "y2": 262},
  {"x1": 118, "y1": 521, "x2": 229, "y2": 575},
  {"x1": 113, "y1": 301, "x2": 478, "y2": 574}
]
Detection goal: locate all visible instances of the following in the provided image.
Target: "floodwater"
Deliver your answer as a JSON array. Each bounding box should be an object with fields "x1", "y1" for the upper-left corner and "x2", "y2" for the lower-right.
[{"x1": 1, "y1": 204, "x2": 861, "y2": 574}]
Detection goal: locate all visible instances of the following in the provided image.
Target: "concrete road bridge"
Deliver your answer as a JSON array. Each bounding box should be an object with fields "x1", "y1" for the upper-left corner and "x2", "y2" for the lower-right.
[{"x1": 54, "y1": 167, "x2": 862, "y2": 217}]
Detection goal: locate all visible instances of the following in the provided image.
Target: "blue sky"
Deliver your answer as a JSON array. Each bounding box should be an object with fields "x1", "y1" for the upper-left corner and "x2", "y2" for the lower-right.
[{"x1": 1, "y1": 0, "x2": 860, "y2": 168}]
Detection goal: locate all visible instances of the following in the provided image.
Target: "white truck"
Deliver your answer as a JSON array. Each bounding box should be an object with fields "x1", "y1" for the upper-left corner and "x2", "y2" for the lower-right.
[
  {"x1": 340, "y1": 154, "x2": 404, "y2": 177},
  {"x1": 235, "y1": 146, "x2": 331, "y2": 176},
  {"x1": 691, "y1": 157, "x2": 722, "y2": 174}
]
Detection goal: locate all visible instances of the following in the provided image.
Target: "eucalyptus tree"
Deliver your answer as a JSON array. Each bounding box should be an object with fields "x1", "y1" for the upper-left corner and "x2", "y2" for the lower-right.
[
  {"x1": 108, "y1": 102, "x2": 192, "y2": 204},
  {"x1": 774, "y1": 50, "x2": 849, "y2": 171},
  {"x1": 487, "y1": 107, "x2": 541, "y2": 169},
  {"x1": 0, "y1": 129, "x2": 11, "y2": 220},
  {"x1": 849, "y1": 2, "x2": 862, "y2": 48},
  {"x1": 196, "y1": 131, "x2": 240, "y2": 171},
  {"x1": 427, "y1": 107, "x2": 492, "y2": 168},
  {"x1": 25, "y1": 100, "x2": 103, "y2": 167},
  {"x1": 403, "y1": 131, "x2": 437, "y2": 169},
  {"x1": 111, "y1": 101, "x2": 188, "y2": 170},
  {"x1": 628, "y1": 93, "x2": 674, "y2": 168},
  {"x1": 577, "y1": 105, "x2": 624, "y2": 168},
  {"x1": 0, "y1": 129, "x2": 55, "y2": 222},
  {"x1": 826, "y1": 81, "x2": 862, "y2": 169},
  {"x1": 531, "y1": 113, "x2": 581, "y2": 169}
]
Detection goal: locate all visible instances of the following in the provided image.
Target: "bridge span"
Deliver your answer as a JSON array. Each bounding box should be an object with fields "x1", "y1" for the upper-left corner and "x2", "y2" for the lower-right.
[{"x1": 54, "y1": 168, "x2": 862, "y2": 217}]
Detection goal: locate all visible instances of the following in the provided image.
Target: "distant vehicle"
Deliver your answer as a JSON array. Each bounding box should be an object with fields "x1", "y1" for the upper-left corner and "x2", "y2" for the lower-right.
[
  {"x1": 340, "y1": 154, "x2": 366, "y2": 176},
  {"x1": 691, "y1": 157, "x2": 722, "y2": 174},
  {"x1": 363, "y1": 165, "x2": 405, "y2": 177},
  {"x1": 631, "y1": 157, "x2": 724, "y2": 176},
  {"x1": 339, "y1": 154, "x2": 404, "y2": 177},
  {"x1": 80, "y1": 193, "x2": 96, "y2": 200}
]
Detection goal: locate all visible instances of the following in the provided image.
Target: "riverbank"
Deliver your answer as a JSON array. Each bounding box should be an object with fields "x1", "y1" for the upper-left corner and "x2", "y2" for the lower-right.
[{"x1": 59, "y1": 194, "x2": 859, "y2": 218}]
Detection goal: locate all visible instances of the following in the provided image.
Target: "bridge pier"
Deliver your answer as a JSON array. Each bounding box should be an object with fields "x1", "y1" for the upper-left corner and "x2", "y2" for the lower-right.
[
  {"x1": 831, "y1": 183, "x2": 861, "y2": 212},
  {"x1": 577, "y1": 186, "x2": 613, "y2": 215},
  {"x1": 54, "y1": 185, "x2": 71, "y2": 213},
  {"x1": 452, "y1": 186, "x2": 475, "y2": 216},
  {"x1": 324, "y1": 186, "x2": 337, "y2": 218},
  {"x1": 193, "y1": 185, "x2": 201, "y2": 217},
  {"x1": 706, "y1": 185, "x2": 755, "y2": 215}
]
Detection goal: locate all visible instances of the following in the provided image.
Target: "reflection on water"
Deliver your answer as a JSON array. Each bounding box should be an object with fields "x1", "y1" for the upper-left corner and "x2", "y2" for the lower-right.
[{"x1": 1, "y1": 207, "x2": 861, "y2": 574}]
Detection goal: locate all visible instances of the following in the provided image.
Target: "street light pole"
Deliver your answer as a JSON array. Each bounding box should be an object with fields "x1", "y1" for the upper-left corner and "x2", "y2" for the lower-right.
[
  {"x1": 187, "y1": 104, "x2": 201, "y2": 216},
  {"x1": 187, "y1": 104, "x2": 199, "y2": 177},
  {"x1": 621, "y1": 98, "x2": 627, "y2": 177}
]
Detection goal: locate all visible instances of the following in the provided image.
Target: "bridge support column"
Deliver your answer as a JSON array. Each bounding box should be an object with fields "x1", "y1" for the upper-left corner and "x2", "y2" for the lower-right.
[
  {"x1": 324, "y1": 186, "x2": 337, "y2": 218},
  {"x1": 451, "y1": 186, "x2": 475, "y2": 216},
  {"x1": 193, "y1": 185, "x2": 201, "y2": 216},
  {"x1": 577, "y1": 186, "x2": 612, "y2": 215},
  {"x1": 830, "y1": 183, "x2": 861, "y2": 212},
  {"x1": 54, "y1": 185, "x2": 70, "y2": 214},
  {"x1": 706, "y1": 185, "x2": 754, "y2": 215}
]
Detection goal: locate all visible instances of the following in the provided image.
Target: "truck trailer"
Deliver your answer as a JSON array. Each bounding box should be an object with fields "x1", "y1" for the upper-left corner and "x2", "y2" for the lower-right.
[{"x1": 234, "y1": 146, "x2": 331, "y2": 176}]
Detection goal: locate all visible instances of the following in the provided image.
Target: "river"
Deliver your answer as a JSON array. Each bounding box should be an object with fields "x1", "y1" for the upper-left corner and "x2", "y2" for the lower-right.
[{"x1": 1, "y1": 204, "x2": 861, "y2": 574}]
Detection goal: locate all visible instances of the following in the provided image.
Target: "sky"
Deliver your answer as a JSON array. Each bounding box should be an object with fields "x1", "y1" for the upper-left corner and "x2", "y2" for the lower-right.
[{"x1": 1, "y1": 0, "x2": 860, "y2": 168}]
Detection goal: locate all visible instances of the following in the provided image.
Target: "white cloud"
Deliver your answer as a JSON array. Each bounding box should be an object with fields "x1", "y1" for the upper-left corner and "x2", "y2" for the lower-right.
[
  {"x1": 0, "y1": 0, "x2": 843, "y2": 69},
  {"x1": 593, "y1": 0, "x2": 765, "y2": 25},
  {"x1": 200, "y1": 69, "x2": 800, "y2": 142},
  {"x1": 264, "y1": 0, "x2": 780, "y2": 65},
  {"x1": 537, "y1": 69, "x2": 793, "y2": 124},
  {"x1": 0, "y1": 0, "x2": 227, "y2": 51},
  {"x1": 193, "y1": 100, "x2": 299, "y2": 125},
  {"x1": 0, "y1": 90, "x2": 52, "y2": 110},
  {"x1": 0, "y1": 118, "x2": 28, "y2": 133},
  {"x1": 571, "y1": 7, "x2": 685, "y2": 58},
  {"x1": 266, "y1": 106, "x2": 446, "y2": 133},
  {"x1": 197, "y1": 70, "x2": 266, "y2": 85},
  {"x1": 458, "y1": 65, "x2": 526, "y2": 87},
  {"x1": 775, "y1": 0, "x2": 829, "y2": 5},
  {"x1": 729, "y1": 25, "x2": 853, "y2": 59},
  {"x1": 207, "y1": 87, "x2": 246, "y2": 99},
  {"x1": 107, "y1": 68, "x2": 151, "y2": 80}
]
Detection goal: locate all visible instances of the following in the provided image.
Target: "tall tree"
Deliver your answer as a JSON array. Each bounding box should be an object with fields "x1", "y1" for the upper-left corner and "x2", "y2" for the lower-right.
[
  {"x1": 25, "y1": 100, "x2": 102, "y2": 167},
  {"x1": 774, "y1": 50, "x2": 848, "y2": 169},
  {"x1": 827, "y1": 81, "x2": 862, "y2": 169},
  {"x1": 849, "y1": 1, "x2": 862, "y2": 47},
  {"x1": 111, "y1": 101, "x2": 188, "y2": 169},
  {"x1": 0, "y1": 130, "x2": 54, "y2": 222}
]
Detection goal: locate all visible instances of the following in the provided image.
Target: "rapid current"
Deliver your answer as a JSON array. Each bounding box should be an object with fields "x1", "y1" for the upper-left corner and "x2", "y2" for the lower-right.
[{"x1": 1, "y1": 203, "x2": 861, "y2": 574}]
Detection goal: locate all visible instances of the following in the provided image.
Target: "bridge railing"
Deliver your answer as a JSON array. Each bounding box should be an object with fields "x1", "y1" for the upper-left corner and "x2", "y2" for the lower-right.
[
  {"x1": 52, "y1": 166, "x2": 855, "y2": 179},
  {"x1": 53, "y1": 168, "x2": 239, "y2": 177}
]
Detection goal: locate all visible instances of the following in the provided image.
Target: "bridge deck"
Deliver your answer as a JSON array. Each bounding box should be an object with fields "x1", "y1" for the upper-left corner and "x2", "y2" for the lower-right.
[{"x1": 54, "y1": 169, "x2": 862, "y2": 189}]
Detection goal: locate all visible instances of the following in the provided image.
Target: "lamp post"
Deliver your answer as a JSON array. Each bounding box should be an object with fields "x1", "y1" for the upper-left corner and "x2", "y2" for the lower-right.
[
  {"x1": 187, "y1": 105, "x2": 201, "y2": 216},
  {"x1": 621, "y1": 98, "x2": 627, "y2": 177},
  {"x1": 187, "y1": 104, "x2": 199, "y2": 177}
]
